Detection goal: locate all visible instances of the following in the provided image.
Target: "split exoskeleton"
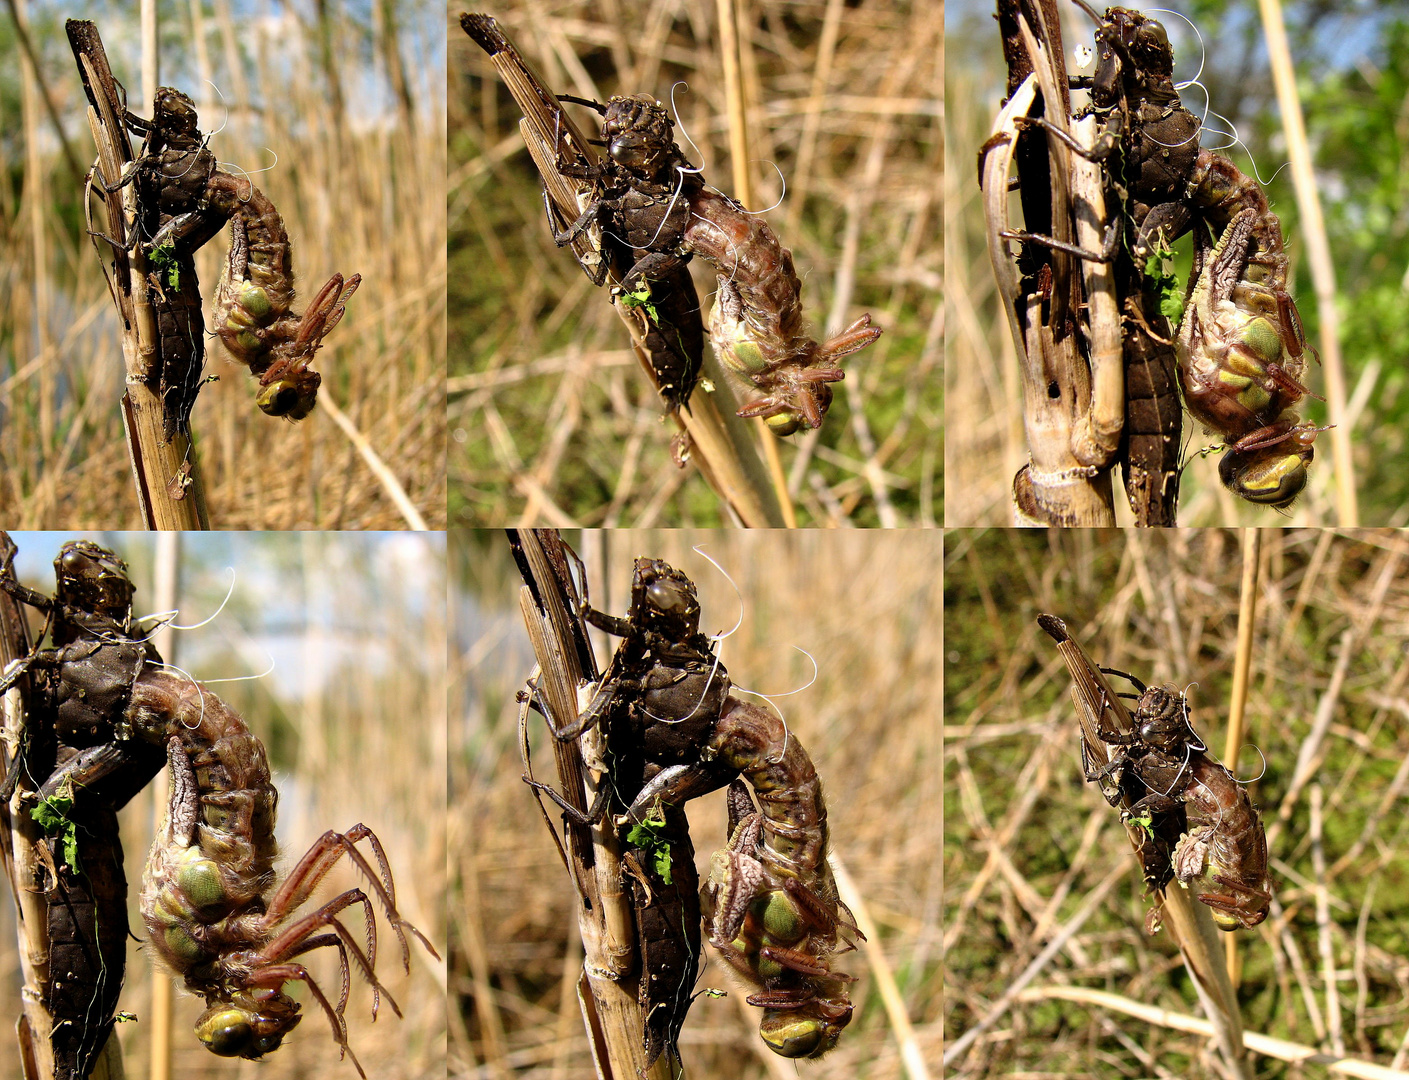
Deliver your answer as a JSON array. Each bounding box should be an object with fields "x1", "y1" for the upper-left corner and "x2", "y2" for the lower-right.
[
  {"x1": 93, "y1": 85, "x2": 359, "y2": 427},
  {"x1": 0, "y1": 541, "x2": 437, "y2": 1075},
  {"x1": 546, "y1": 93, "x2": 882, "y2": 435},
  {"x1": 1014, "y1": 4, "x2": 1325, "y2": 507},
  {"x1": 526, "y1": 556, "x2": 861, "y2": 1059},
  {"x1": 0, "y1": 538, "x2": 166, "y2": 1080},
  {"x1": 1084, "y1": 669, "x2": 1271, "y2": 931}
]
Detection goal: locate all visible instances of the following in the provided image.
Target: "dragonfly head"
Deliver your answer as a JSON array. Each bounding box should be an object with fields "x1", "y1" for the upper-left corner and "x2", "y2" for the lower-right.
[
  {"x1": 195, "y1": 993, "x2": 302, "y2": 1060},
  {"x1": 151, "y1": 86, "x2": 203, "y2": 149},
  {"x1": 257, "y1": 364, "x2": 321, "y2": 421},
  {"x1": 759, "y1": 997, "x2": 853, "y2": 1058},
  {"x1": 631, "y1": 558, "x2": 701, "y2": 640},
  {"x1": 54, "y1": 541, "x2": 135, "y2": 625},
  {"x1": 603, "y1": 94, "x2": 678, "y2": 181},
  {"x1": 1219, "y1": 441, "x2": 1313, "y2": 508}
]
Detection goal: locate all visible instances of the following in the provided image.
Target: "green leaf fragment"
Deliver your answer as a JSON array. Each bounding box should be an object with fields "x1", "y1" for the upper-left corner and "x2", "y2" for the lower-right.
[
  {"x1": 626, "y1": 801, "x2": 674, "y2": 884},
  {"x1": 32, "y1": 784, "x2": 82, "y2": 875},
  {"x1": 1146, "y1": 234, "x2": 1184, "y2": 325},
  {"x1": 150, "y1": 243, "x2": 182, "y2": 289},
  {"x1": 618, "y1": 279, "x2": 662, "y2": 325}
]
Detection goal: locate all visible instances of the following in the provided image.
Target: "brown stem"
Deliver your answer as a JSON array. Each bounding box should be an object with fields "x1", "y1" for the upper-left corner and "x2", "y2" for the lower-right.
[{"x1": 67, "y1": 20, "x2": 209, "y2": 529}]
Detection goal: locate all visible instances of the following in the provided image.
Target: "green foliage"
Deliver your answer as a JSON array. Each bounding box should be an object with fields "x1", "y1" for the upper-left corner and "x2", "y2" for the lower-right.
[
  {"x1": 32, "y1": 777, "x2": 82, "y2": 876},
  {"x1": 626, "y1": 800, "x2": 674, "y2": 883},
  {"x1": 150, "y1": 242, "x2": 181, "y2": 289},
  {"x1": 1145, "y1": 234, "x2": 1185, "y2": 326},
  {"x1": 616, "y1": 279, "x2": 660, "y2": 324},
  {"x1": 1304, "y1": 15, "x2": 1409, "y2": 514}
]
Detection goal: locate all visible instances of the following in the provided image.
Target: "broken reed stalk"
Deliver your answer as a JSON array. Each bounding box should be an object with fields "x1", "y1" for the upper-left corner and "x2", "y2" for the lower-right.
[
  {"x1": 511, "y1": 529, "x2": 675, "y2": 1079},
  {"x1": 1040, "y1": 614, "x2": 1250, "y2": 1079},
  {"x1": 0, "y1": 537, "x2": 126, "y2": 1080},
  {"x1": 0, "y1": 533, "x2": 56, "y2": 1080},
  {"x1": 464, "y1": 13, "x2": 784, "y2": 527},
  {"x1": 67, "y1": 20, "x2": 209, "y2": 530},
  {"x1": 984, "y1": 3, "x2": 1116, "y2": 525},
  {"x1": 987, "y1": 0, "x2": 1182, "y2": 526}
]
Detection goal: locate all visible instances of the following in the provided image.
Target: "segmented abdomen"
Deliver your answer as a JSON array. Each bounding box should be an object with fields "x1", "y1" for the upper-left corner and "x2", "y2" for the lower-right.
[
  {"x1": 207, "y1": 174, "x2": 297, "y2": 375},
  {"x1": 43, "y1": 792, "x2": 130, "y2": 1080},
  {"x1": 139, "y1": 144, "x2": 221, "y2": 439},
  {"x1": 684, "y1": 188, "x2": 806, "y2": 366},
  {"x1": 129, "y1": 670, "x2": 279, "y2": 975},
  {"x1": 151, "y1": 270, "x2": 207, "y2": 439},
  {"x1": 711, "y1": 699, "x2": 831, "y2": 893}
]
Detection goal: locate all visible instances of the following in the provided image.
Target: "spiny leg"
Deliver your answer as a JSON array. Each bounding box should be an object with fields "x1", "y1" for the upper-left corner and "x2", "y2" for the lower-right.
[
  {"x1": 262, "y1": 825, "x2": 437, "y2": 973},
  {"x1": 256, "y1": 888, "x2": 402, "y2": 1020},
  {"x1": 282, "y1": 932, "x2": 354, "y2": 1026},
  {"x1": 246, "y1": 962, "x2": 366, "y2": 1079}
]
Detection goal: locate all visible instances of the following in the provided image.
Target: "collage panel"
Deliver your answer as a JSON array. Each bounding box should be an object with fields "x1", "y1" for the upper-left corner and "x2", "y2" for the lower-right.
[
  {"x1": 1, "y1": 4, "x2": 445, "y2": 529},
  {"x1": 453, "y1": 528, "x2": 941, "y2": 1075},
  {"x1": 944, "y1": 528, "x2": 1409, "y2": 1078},
  {"x1": 948, "y1": 0, "x2": 1404, "y2": 526},
  {"x1": 0, "y1": 532, "x2": 447, "y2": 1078},
  {"x1": 450, "y1": 3, "x2": 941, "y2": 527}
]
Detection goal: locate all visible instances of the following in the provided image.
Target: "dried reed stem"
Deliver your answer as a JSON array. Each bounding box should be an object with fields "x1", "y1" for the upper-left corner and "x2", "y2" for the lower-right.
[
  {"x1": 983, "y1": 5, "x2": 1117, "y2": 525},
  {"x1": 466, "y1": 14, "x2": 784, "y2": 527},
  {"x1": 1224, "y1": 528, "x2": 1261, "y2": 986},
  {"x1": 511, "y1": 530, "x2": 675, "y2": 1079},
  {"x1": 0, "y1": 533, "x2": 55, "y2": 1080},
  {"x1": 68, "y1": 19, "x2": 209, "y2": 529},
  {"x1": 1258, "y1": 0, "x2": 1356, "y2": 524},
  {"x1": 1020, "y1": 986, "x2": 1409, "y2": 1079}
]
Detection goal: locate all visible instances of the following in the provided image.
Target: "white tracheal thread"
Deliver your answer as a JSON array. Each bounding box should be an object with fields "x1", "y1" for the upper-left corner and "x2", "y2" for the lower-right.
[
  {"x1": 133, "y1": 568, "x2": 277, "y2": 728},
  {"x1": 203, "y1": 80, "x2": 231, "y2": 138},
  {"x1": 1141, "y1": 7, "x2": 1289, "y2": 187},
  {"x1": 689, "y1": 546, "x2": 817, "y2": 764}
]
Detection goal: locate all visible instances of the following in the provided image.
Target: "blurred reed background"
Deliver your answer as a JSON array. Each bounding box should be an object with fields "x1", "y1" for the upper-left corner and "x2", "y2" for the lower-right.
[
  {"x1": 449, "y1": 1, "x2": 942, "y2": 527},
  {"x1": 0, "y1": 532, "x2": 448, "y2": 1079},
  {"x1": 0, "y1": 1, "x2": 446, "y2": 528},
  {"x1": 452, "y1": 529, "x2": 942, "y2": 1076},
  {"x1": 943, "y1": 0, "x2": 1405, "y2": 526},
  {"x1": 946, "y1": 529, "x2": 1409, "y2": 1076}
]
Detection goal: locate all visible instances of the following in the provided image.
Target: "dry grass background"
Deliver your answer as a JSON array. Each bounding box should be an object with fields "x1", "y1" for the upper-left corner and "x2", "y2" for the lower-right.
[
  {"x1": 449, "y1": 1, "x2": 942, "y2": 527},
  {"x1": 452, "y1": 529, "x2": 941, "y2": 1076},
  {"x1": 945, "y1": 0, "x2": 1342, "y2": 526},
  {"x1": 945, "y1": 529, "x2": 1409, "y2": 1077},
  {"x1": 0, "y1": 533, "x2": 448, "y2": 1080},
  {"x1": 0, "y1": 1, "x2": 446, "y2": 528}
]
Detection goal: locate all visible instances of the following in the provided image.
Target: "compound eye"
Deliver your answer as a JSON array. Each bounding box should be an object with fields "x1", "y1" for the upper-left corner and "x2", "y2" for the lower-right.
[
  {"x1": 609, "y1": 138, "x2": 648, "y2": 172},
  {"x1": 1140, "y1": 22, "x2": 1169, "y2": 50},
  {"x1": 198, "y1": 1010, "x2": 253, "y2": 1057},
  {"x1": 258, "y1": 383, "x2": 297, "y2": 416},
  {"x1": 60, "y1": 549, "x2": 90, "y2": 576},
  {"x1": 646, "y1": 579, "x2": 685, "y2": 614},
  {"x1": 253, "y1": 1032, "x2": 286, "y2": 1055}
]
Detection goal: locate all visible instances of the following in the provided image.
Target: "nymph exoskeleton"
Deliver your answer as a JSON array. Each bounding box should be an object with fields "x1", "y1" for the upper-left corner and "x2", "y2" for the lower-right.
[
  {"x1": 521, "y1": 556, "x2": 725, "y2": 1066},
  {"x1": 86, "y1": 86, "x2": 217, "y2": 438},
  {"x1": 2, "y1": 539, "x2": 439, "y2": 1073},
  {"x1": 540, "y1": 92, "x2": 708, "y2": 410},
  {"x1": 1007, "y1": 5, "x2": 1324, "y2": 507},
  {"x1": 0, "y1": 536, "x2": 167, "y2": 1080},
  {"x1": 1086, "y1": 669, "x2": 1271, "y2": 930}
]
